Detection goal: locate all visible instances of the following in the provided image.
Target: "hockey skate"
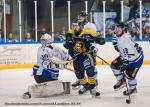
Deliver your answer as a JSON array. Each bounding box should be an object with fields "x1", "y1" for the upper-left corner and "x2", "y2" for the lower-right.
[
  {"x1": 90, "y1": 88, "x2": 100, "y2": 97},
  {"x1": 22, "y1": 92, "x2": 31, "y2": 99},
  {"x1": 123, "y1": 88, "x2": 137, "y2": 96},
  {"x1": 78, "y1": 84, "x2": 89, "y2": 94},
  {"x1": 72, "y1": 80, "x2": 80, "y2": 89},
  {"x1": 113, "y1": 77, "x2": 126, "y2": 91},
  {"x1": 72, "y1": 79, "x2": 98, "y2": 89}
]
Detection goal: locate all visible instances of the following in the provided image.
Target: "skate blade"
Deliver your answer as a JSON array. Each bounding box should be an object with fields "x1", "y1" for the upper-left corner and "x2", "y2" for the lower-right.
[
  {"x1": 79, "y1": 90, "x2": 89, "y2": 95},
  {"x1": 72, "y1": 85, "x2": 80, "y2": 90},
  {"x1": 114, "y1": 84, "x2": 126, "y2": 91},
  {"x1": 123, "y1": 90, "x2": 137, "y2": 96},
  {"x1": 22, "y1": 94, "x2": 31, "y2": 99},
  {"x1": 91, "y1": 94, "x2": 101, "y2": 98}
]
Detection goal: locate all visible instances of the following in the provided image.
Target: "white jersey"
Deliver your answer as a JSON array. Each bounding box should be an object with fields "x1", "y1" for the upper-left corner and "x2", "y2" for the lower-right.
[
  {"x1": 83, "y1": 22, "x2": 97, "y2": 33},
  {"x1": 36, "y1": 45, "x2": 70, "y2": 75},
  {"x1": 115, "y1": 33, "x2": 142, "y2": 62}
]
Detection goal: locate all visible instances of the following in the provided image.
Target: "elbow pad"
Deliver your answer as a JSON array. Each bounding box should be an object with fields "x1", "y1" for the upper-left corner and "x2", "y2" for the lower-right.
[{"x1": 113, "y1": 42, "x2": 119, "y2": 52}]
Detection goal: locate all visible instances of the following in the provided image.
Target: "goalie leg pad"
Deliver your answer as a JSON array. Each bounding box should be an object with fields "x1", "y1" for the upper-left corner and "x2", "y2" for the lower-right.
[
  {"x1": 34, "y1": 74, "x2": 58, "y2": 84},
  {"x1": 28, "y1": 80, "x2": 65, "y2": 98}
]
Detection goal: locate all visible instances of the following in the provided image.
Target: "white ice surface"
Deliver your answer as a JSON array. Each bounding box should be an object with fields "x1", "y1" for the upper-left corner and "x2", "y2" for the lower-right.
[{"x1": 0, "y1": 65, "x2": 150, "y2": 107}]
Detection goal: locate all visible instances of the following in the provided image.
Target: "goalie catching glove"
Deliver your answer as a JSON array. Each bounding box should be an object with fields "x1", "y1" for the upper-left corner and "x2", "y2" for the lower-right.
[{"x1": 50, "y1": 57, "x2": 73, "y2": 65}]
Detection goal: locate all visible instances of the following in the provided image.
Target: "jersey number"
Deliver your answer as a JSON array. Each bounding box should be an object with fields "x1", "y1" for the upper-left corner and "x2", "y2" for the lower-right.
[
  {"x1": 42, "y1": 54, "x2": 49, "y2": 61},
  {"x1": 123, "y1": 48, "x2": 128, "y2": 55}
]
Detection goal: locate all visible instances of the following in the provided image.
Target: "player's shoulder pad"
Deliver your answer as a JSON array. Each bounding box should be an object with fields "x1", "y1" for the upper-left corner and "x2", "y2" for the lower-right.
[{"x1": 79, "y1": 29, "x2": 98, "y2": 37}]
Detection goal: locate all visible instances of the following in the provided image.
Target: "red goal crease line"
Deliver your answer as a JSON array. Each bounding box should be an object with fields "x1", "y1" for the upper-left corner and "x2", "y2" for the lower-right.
[{"x1": 0, "y1": 60, "x2": 150, "y2": 70}]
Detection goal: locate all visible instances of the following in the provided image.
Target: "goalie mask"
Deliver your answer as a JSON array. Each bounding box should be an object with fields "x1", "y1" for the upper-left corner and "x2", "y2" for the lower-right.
[{"x1": 40, "y1": 33, "x2": 53, "y2": 47}]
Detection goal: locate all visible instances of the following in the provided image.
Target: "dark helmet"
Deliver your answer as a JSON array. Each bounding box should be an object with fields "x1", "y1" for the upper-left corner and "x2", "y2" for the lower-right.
[
  {"x1": 117, "y1": 22, "x2": 127, "y2": 28},
  {"x1": 78, "y1": 11, "x2": 88, "y2": 24},
  {"x1": 116, "y1": 22, "x2": 128, "y2": 33},
  {"x1": 78, "y1": 11, "x2": 88, "y2": 17}
]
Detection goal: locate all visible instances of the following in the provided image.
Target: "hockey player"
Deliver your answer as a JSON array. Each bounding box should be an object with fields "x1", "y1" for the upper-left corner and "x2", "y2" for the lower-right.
[
  {"x1": 64, "y1": 23, "x2": 105, "y2": 96},
  {"x1": 111, "y1": 22, "x2": 144, "y2": 95},
  {"x1": 33, "y1": 33, "x2": 70, "y2": 83},
  {"x1": 72, "y1": 11, "x2": 98, "y2": 88},
  {"x1": 23, "y1": 33, "x2": 70, "y2": 98},
  {"x1": 77, "y1": 11, "x2": 97, "y2": 33}
]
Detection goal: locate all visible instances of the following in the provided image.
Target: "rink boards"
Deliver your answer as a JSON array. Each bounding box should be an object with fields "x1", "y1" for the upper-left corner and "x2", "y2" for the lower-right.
[{"x1": 0, "y1": 41, "x2": 150, "y2": 70}]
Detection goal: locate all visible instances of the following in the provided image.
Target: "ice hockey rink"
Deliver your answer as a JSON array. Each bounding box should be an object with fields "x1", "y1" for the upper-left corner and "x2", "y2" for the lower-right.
[{"x1": 0, "y1": 65, "x2": 150, "y2": 107}]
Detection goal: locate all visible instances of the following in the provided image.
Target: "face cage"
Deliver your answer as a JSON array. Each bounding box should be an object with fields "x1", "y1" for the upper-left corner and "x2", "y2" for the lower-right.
[{"x1": 41, "y1": 39, "x2": 52, "y2": 47}]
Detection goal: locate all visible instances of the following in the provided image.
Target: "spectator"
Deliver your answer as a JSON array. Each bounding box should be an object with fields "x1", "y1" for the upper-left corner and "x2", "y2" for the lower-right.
[
  {"x1": 143, "y1": 26, "x2": 150, "y2": 40},
  {"x1": 38, "y1": 27, "x2": 47, "y2": 42},
  {"x1": 106, "y1": 28, "x2": 113, "y2": 40},
  {"x1": 128, "y1": 1, "x2": 138, "y2": 20},
  {"x1": 0, "y1": 30, "x2": 3, "y2": 42},
  {"x1": 54, "y1": 32, "x2": 61, "y2": 41},
  {"x1": 24, "y1": 32, "x2": 34, "y2": 42},
  {"x1": 129, "y1": 3, "x2": 150, "y2": 39},
  {"x1": 130, "y1": 27, "x2": 139, "y2": 40},
  {"x1": 7, "y1": 33, "x2": 18, "y2": 43},
  {"x1": 113, "y1": 0, "x2": 121, "y2": 23},
  {"x1": 135, "y1": 2, "x2": 150, "y2": 19}
]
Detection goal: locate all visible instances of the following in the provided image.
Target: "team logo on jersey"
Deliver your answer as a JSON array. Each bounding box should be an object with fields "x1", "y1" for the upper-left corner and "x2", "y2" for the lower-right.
[{"x1": 73, "y1": 41, "x2": 86, "y2": 53}]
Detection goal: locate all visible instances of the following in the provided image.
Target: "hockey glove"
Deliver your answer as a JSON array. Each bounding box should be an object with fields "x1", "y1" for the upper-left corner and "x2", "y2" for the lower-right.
[
  {"x1": 112, "y1": 42, "x2": 119, "y2": 52},
  {"x1": 120, "y1": 60, "x2": 128, "y2": 72},
  {"x1": 134, "y1": 43, "x2": 143, "y2": 53},
  {"x1": 89, "y1": 46, "x2": 98, "y2": 56},
  {"x1": 94, "y1": 37, "x2": 105, "y2": 45}
]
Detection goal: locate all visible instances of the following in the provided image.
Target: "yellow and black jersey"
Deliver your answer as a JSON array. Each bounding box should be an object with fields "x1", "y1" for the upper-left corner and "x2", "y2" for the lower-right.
[
  {"x1": 65, "y1": 29, "x2": 98, "y2": 53},
  {"x1": 67, "y1": 29, "x2": 100, "y2": 38},
  {"x1": 64, "y1": 29, "x2": 105, "y2": 57}
]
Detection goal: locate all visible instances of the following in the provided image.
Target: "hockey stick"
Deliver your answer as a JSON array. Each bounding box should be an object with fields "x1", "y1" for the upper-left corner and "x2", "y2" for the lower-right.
[
  {"x1": 50, "y1": 57, "x2": 75, "y2": 72},
  {"x1": 64, "y1": 67, "x2": 75, "y2": 72},
  {"x1": 96, "y1": 55, "x2": 110, "y2": 66},
  {"x1": 96, "y1": 55, "x2": 131, "y2": 104},
  {"x1": 124, "y1": 74, "x2": 131, "y2": 104}
]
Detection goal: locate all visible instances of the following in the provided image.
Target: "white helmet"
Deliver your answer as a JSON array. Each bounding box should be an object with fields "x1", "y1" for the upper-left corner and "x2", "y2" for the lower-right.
[{"x1": 40, "y1": 33, "x2": 53, "y2": 47}]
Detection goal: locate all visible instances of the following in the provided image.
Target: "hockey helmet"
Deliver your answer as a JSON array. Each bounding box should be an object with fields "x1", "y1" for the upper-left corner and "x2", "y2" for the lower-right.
[
  {"x1": 78, "y1": 11, "x2": 88, "y2": 24},
  {"x1": 116, "y1": 22, "x2": 128, "y2": 32},
  {"x1": 78, "y1": 11, "x2": 88, "y2": 17},
  {"x1": 40, "y1": 33, "x2": 53, "y2": 46},
  {"x1": 117, "y1": 22, "x2": 127, "y2": 28}
]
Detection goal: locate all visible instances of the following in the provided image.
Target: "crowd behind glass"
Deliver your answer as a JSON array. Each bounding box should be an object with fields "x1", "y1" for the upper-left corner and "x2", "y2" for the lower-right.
[{"x1": 0, "y1": 1, "x2": 149, "y2": 43}]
